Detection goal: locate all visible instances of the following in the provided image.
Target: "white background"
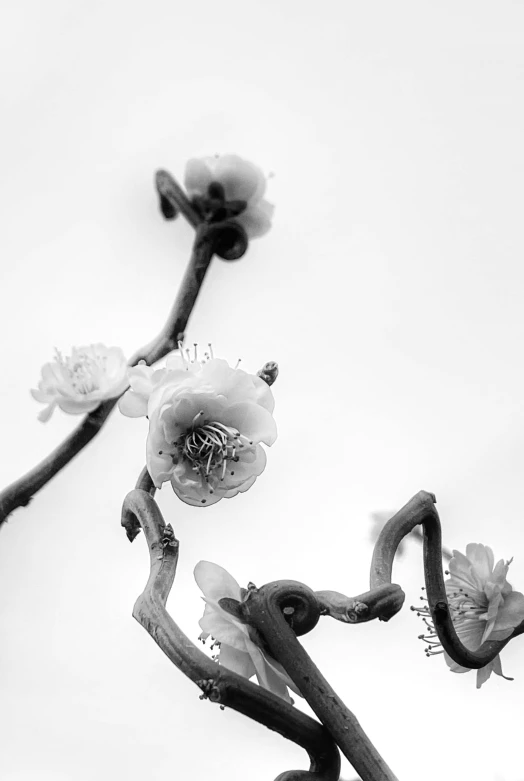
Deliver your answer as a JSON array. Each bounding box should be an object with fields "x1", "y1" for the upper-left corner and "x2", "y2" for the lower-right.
[{"x1": 1, "y1": 2, "x2": 524, "y2": 780}]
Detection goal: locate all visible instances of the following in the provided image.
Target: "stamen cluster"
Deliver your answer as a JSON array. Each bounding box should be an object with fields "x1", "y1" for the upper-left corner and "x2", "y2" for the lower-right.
[{"x1": 179, "y1": 414, "x2": 253, "y2": 489}]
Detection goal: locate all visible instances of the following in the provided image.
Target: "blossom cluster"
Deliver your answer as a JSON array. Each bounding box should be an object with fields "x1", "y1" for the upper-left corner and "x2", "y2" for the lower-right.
[{"x1": 28, "y1": 153, "x2": 524, "y2": 707}]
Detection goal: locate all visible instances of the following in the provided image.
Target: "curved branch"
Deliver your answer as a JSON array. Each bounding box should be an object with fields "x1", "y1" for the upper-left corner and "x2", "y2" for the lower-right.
[
  {"x1": 243, "y1": 582, "x2": 398, "y2": 781},
  {"x1": 316, "y1": 584, "x2": 405, "y2": 624},
  {"x1": 370, "y1": 490, "x2": 524, "y2": 669},
  {"x1": 0, "y1": 210, "x2": 240, "y2": 527},
  {"x1": 122, "y1": 489, "x2": 341, "y2": 781},
  {"x1": 156, "y1": 169, "x2": 201, "y2": 227}
]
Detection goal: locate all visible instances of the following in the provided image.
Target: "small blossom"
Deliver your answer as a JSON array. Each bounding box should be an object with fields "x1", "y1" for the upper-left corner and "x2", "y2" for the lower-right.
[
  {"x1": 194, "y1": 561, "x2": 301, "y2": 702},
  {"x1": 118, "y1": 347, "x2": 277, "y2": 506},
  {"x1": 31, "y1": 344, "x2": 128, "y2": 422},
  {"x1": 414, "y1": 543, "x2": 524, "y2": 688},
  {"x1": 184, "y1": 154, "x2": 274, "y2": 238}
]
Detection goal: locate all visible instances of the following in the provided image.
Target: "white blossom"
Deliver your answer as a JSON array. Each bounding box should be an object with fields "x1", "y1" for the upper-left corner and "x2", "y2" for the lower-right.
[
  {"x1": 118, "y1": 349, "x2": 276, "y2": 506},
  {"x1": 184, "y1": 154, "x2": 274, "y2": 238},
  {"x1": 195, "y1": 561, "x2": 300, "y2": 703},
  {"x1": 31, "y1": 344, "x2": 128, "y2": 422},
  {"x1": 416, "y1": 543, "x2": 524, "y2": 688}
]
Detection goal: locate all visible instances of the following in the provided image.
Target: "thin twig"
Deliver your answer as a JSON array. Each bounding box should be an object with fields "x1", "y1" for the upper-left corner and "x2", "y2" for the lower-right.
[
  {"x1": 0, "y1": 204, "x2": 240, "y2": 527},
  {"x1": 156, "y1": 169, "x2": 201, "y2": 227},
  {"x1": 370, "y1": 491, "x2": 524, "y2": 669},
  {"x1": 315, "y1": 583, "x2": 405, "y2": 624},
  {"x1": 243, "y1": 581, "x2": 398, "y2": 781},
  {"x1": 411, "y1": 524, "x2": 452, "y2": 562},
  {"x1": 122, "y1": 489, "x2": 341, "y2": 781}
]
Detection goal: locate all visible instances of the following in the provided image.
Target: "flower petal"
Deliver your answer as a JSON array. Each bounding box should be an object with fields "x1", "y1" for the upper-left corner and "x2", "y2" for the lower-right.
[
  {"x1": 221, "y1": 402, "x2": 277, "y2": 446},
  {"x1": 262, "y1": 652, "x2": 303, "y2": 698},
  {"x1": 448, "y1": 550, "x2": 483, "y2": 592},
  {"x1": 118, "y1": 389, "x2": 149, "y2": 417},
  {"x1": 221, "y1": 445, "x2": 267, "y2": 490},
  {"x1": 37, "y1": 402, "x2": 56, "y2": 422},
  {"x1": 248, "y1": 643, "x2": 293, "y2": 703},
  {"x1": 252, "y1": 374, "x2": 275, "y2": 413},
  {"x1": 223, "y1": 474, "x2": 257, "y2": 498},
  {"x1": 194, "y1": 561, "x2": 242, "y2": 602},
  {"x1": 218, "y1": 643, "x2": 256, "y2": 679},
  {"x1": 170, "y1": 477, "x2": 222, "y2": 506},
  {"x1": 476, "y1": 660, "x2": 496, "y2": 688},
  {"x1": 57, "y1": 398, "x2": 100, "y2": 415},
  {"x1": 184, "y1": 157, "x2": 214, "y2": 196},
  {"x1": 237, "y1": 199, "x2": 274, "y2": 239},
  {"x1": 30, "y1": 388, "x2": 52, "y2": 403},
  {"x1": 214, "y1": 155, "x2": 266, "y2": 202},
  {"x1": 453, "y1": 618, "x2": 485, "y2": 651},
  {"x1": 465, "y1": 543, "x2": 495, "y2": 584},
  {"x1": 492, "y1": 590, "x2": 524, "y2": 633},
  {"x1": 198, "y1": 612, "x2": 247, "y2": 650}
]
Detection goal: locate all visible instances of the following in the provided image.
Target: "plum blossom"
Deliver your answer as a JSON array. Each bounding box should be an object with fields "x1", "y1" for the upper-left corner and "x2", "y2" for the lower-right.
[
  {"x1": 31, "y1": 344, "x2": 128, "y2": 422},
  {"x1": 184, "y1": 154, "x2": 274, "y2": 239},
  {"x1": 194, "y1": 561, "x2": 301, "y2": 703},
  {"x1": 118, "y1": 348, "x2": 277, "y2": 506},
  {"x1": 415, "y1": 543, "x2": 524, "y2": 688}
]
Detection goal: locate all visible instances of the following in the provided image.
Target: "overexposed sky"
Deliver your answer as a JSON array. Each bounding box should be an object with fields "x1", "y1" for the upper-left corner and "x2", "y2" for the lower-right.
[{"x1": 1, "y1": 2, "x2": 524, "y2": 780}]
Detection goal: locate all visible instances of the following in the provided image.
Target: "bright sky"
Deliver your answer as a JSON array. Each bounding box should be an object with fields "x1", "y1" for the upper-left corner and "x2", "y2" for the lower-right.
[{"x1": 1, "y1": 2, "x2": 524, "y2": 780}]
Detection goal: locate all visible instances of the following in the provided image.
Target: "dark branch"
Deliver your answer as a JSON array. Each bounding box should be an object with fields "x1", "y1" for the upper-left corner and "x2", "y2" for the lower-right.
[
  {"x1": 121, "y1": 489, "x2": 341, "y2": 781},
  {"x1": 156, "y1": 169, "x2": 201, "y2": 228},
  {"x1": 243, "y1": 582, "x2": 398, "y2": 781},
  {"x1": 316, "y1": 584, "x2": 405, "y2": 624},
  {"x1": 0, "y1": 179, "x2": 250, "y2": 528}
]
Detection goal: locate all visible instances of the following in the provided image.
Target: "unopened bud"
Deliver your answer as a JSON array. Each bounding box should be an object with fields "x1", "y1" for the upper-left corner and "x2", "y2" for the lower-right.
[{"x1": 257, "y1": 361, "x2": 279, "y2": 386}]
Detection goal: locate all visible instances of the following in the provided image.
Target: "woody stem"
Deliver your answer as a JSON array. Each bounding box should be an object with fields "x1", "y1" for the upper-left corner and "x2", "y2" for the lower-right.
[{"x1": 0, "y1": 210, "x2": 226, "y2": 527}]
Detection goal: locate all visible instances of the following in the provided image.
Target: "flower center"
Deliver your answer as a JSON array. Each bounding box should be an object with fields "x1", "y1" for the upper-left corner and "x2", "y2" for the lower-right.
[
  {"x1": 69, "y1": 359, "x2": 99, "y2": 394},
  {"x1": 56, "y1": 349, "x2": 106, "y2": 395},
  {"x1": 178, "y1": 412, "x2": 253, "y2": 492}
]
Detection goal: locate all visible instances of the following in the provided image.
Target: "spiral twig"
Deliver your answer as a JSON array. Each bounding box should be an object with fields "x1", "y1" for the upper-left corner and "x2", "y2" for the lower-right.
[
  {"x1": 242, "y1": 581, "x2": 398, "y2": 781},
  {"x1": 122, "y1": 488, "x2": 340, "y2": 781}
]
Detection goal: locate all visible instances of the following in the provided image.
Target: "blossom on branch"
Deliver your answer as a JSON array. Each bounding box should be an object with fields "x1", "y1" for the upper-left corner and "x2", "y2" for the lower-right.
[
  {"x1": 184, "y1": 154, "x2": 274, "y2": 238},
  {"x1": 195, "y1": 560, "x2": 300, "y2": 703},
  {"x1": 118, "y1": 348, "x2": 277, "y2": 506},
  {"x1": 415, "y1": 543, "x2": 524, "y2": 688},
  {"x1": 31, "y1": 344, "x2": 128, "y2": 422}
]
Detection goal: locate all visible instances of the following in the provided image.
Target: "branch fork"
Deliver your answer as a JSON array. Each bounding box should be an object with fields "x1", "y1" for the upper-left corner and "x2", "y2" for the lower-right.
[{"x1": 0, "y1": 169, "x2": 250, "y2": 528}]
